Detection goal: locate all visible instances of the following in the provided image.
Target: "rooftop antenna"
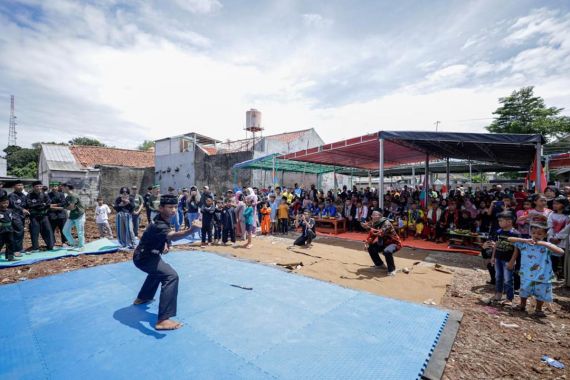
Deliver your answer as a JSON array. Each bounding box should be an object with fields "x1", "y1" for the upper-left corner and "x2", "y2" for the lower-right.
[{"x1": 8, "y1": 95, "x2": 17, "y2": 146}]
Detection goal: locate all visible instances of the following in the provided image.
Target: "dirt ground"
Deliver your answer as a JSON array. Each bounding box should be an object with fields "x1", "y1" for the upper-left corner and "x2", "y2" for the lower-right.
[{"x1": 1, "y1": 214, "x2": 569, "y2": 379}]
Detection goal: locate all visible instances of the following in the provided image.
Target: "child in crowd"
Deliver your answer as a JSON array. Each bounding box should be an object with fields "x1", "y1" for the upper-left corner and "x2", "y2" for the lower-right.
[
  {"x1": 243, "y1": 197, "x2": 254, "y2": 249},
  {"x1": 213, "y1": 200, "x2": 223, "y2": 245},
  {"x1": 547, "y1": 195, "x2": 569, "y2": 280},
  {"x1": 278, "y1": 196, "x2": 289, "y2": 234},
  {"x1": 0, "y1": 194, "x2": 17, "y2": 261},
  {"x1": 269, "y1": 194, "x2": 279, "y2": 233},
  {"x1": 489, "y1": 212, "x2": 520, "y2": 305},
  {"x1": 200, "y1": 197, "x2": 215, "y2": 248},
  {"x1": 221, "y1": 198, "x2": 236, "y2": 245},
  {"x1": 95, "y1": 197, "x2": 113, "y2": 239},
  {"x1": 260, "y1": 201, "x2": 272, "y2": 235},
  {"x1": 508, "y1": 218, "x2": 565, "y2": 317}
]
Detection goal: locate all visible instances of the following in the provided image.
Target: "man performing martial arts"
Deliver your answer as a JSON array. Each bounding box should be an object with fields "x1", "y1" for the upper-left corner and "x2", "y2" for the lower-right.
[{"x1": 132, "y1": 194, "x2": 201, "y2": 331}]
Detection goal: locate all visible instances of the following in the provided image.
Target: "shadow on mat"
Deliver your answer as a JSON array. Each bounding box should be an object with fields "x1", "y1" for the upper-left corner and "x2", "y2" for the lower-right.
[{"x1": 113, "y1": 305, "x2": 166, "y2": 339}]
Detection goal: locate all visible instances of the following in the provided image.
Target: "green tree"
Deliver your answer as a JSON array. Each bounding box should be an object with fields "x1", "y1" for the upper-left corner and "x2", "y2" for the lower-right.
[
  {"x1": 486, "y1": 87, "x2": 570, "y2": 142},
  {"x1": 69, "y1": 137, "x2": 106, "y2": 146},
  {"x1": 10, "y1": 161, "x2": 37, "y2": 178},
  {"x1": 3, "y1": 145, "x2": 40, "y2": 176},
  {"x1": 137, "y1": 140, "x2": 155, "y2": 151}
]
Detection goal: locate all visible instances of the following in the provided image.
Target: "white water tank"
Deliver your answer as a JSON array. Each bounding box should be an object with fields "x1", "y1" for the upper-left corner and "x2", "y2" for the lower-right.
[{"x1": 246, "y1": 109, "x2": 262, "y2": 132}]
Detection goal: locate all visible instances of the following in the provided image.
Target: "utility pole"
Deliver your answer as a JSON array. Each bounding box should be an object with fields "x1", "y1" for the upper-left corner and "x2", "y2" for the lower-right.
[
  {"x1": 8, "y1": 95, "x2": 17, "y2": 146},
  {"x1": 434, "y1": 120, "x2": 441, "y2": 132}
]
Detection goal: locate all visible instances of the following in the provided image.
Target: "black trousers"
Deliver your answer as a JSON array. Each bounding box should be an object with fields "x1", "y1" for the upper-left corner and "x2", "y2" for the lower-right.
[
  {"x1": 30, "y1": 215, "x2": 54, "y2": 250},
  {"x1": 134, "y1": 253, "x2": 179, "y2": 322},
  {"x1": 145, "y1": 208, "x2": 152, "y2": 225},
  {"x1": 294, "y1": 229, "x2": 315, "y2": 246},
  {"x1": 0, "y1": 231, "x2": 14, "y2": 259},
  {"x1": 11, "y1": 216, "x2": 24, "y2": 253},
  {"x1": 201, "y1": 223, "x2": 212, "y2": 243},
  {"x1": 214, "y1": 224, "x2": 222, "y2": 240},
  {"x1": 279, "y1": 218, "x2": 288, "y2": 234},
  {"x1": 222, "y1": 225, "x2": 236, "y2": 243},
  {"x1": 367, "y1": 242, "x2": 398, "y2": 272},
  {"x1": 49, "y1": 217, "x2": 67, "y2": 244}
]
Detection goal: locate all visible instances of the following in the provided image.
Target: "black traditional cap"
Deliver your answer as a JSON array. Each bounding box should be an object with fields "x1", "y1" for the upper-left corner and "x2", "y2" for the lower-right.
[
  {"x1": 160, "y1": 194, "x2": 178, "y2": 206},
  {"x1": 32, "y1": 180, "x2": 42, "y2": 186},
  {"x1": 497, "y1": 211, "x2": 515, "y2": 221},
  {"x1": 63, "y1": 183, "x2": 74, "y2": 190},
  {"x1": 120, "y1": 187, "x2": 130, "y2": 194},
  {"x1": 0, "y1": 194, "x2": 8, "y2": 202},
  {"x1": 13, "y1": 180, "x2": 23, "y2": 185}
]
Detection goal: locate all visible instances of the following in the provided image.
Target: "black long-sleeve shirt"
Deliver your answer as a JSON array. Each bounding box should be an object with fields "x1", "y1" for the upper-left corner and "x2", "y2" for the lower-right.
[
  {"x1": 8, "y1": 191, "x2": 27, "y2": 218},
  {"x1": 114, "y1": 196, "x2": 135, "y2": 213},
  {"x1": 221, "y1": 207, "x2": 236, "y2": 229},
  {"x1": 200, "y1": 204, "x2": 215, "y2": 226},
  {"x1": 47, "y1": 191, "x2": 67, "y2": 220},
  {"x1": 26, "y1": 191, "x2": 51, "y2": 217}
]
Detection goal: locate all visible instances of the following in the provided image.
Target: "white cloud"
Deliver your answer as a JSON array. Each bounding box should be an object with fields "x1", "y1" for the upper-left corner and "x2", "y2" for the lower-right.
[
  {"x1": 1, "y1": 1, "x2": 570, "y2": 151},
  {"x1": 173, "y1": 0, "x2": 222, "y2": 14},
  {"x1": 302, "y1": 13, "x2": 333, "y2": 28}
]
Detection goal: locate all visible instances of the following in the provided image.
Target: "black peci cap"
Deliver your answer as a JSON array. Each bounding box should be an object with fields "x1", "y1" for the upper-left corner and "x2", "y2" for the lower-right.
[{"x1": 159, "y1": 194, "x2": 178, "y2": 206}]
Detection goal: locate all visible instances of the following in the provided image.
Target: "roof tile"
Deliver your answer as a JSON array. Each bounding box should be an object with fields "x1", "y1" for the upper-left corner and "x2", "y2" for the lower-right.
[{"x1": 69, "y1": 146, "x2": 154, "y2": 169}]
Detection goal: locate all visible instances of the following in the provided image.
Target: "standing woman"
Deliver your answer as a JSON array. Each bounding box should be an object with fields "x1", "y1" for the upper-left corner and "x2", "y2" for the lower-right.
[
  {"x1": 235, "y1": 192, "x2": 246, "y2": 241},
  {"x1": 114, "y1": 187, "x2": 136, "y2": 249}
]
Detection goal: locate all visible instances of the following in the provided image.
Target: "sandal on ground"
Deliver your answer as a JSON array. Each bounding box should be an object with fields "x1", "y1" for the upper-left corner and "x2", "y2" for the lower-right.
[{"x1": 533, "y1": 310, "x2": 547, "y2": 318}]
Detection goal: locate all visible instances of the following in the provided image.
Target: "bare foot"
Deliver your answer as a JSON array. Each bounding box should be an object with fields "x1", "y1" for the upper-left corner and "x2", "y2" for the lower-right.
[
  {"x1": 155, "y1": 319, "x2": 183, "y2": 330},
  {"x1": 133, "y1": 298, "x2": 153, "y2": 305}
]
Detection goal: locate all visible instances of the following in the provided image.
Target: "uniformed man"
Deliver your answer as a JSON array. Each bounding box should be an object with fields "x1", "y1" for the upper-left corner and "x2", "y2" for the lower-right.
[
  {"x1": 0, "y1": 194, "x2": 18, "y2": 261},
  {"x1": 47, "y1": 182, "x2": 68, "y2": 245},
  {"x1": 8, "y1": 180, "x2": 27, "y2": 255},
  {"x1": 132, "y1": 194, "x2": 202, "y2": 330},
  {"x1": 131, "y1": 185, "x2": 145, "y2": 238},
  {"x1": 148, "y1": 185, "x2": 161, "y2": 221},
  {"x1": 26, "y1": 181, "x2": 54, "y2": 252}
]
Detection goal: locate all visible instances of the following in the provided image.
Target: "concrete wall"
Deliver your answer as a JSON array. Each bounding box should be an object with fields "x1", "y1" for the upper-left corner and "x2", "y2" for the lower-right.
[
  {"x1": 0, "y1": 157, "x2": 6, "y2": 177},
  {"x1": 38, "y1": 153, "x2": 49, "y2": 185},
  {"x1": 155, "y1": 151, "x2": 195, "y2": 191},
  {"x1": 98, "y1": 166, "x2": 155, "y2": 203},
  {"x1": 48, "y1": 170, "x2": 100, "y2": 207},
  {"x1": 195, "y1": 148, "x2": 253, "y2": 195}
]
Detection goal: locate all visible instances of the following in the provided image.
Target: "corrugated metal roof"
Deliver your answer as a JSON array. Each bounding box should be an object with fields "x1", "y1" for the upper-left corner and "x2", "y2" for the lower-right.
[{"x1": 41, "y1": 144, "x2": 83, "y2": 171}]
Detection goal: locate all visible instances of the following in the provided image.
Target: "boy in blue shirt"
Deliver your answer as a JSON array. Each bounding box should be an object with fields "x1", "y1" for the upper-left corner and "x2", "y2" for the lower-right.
[{"x1": 508, "y1": 217, "x2": 564, "y2": 317}]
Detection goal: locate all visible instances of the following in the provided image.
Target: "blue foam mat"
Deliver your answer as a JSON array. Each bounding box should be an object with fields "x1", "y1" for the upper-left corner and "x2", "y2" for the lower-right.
[
  {"x1": 0, "y1": 238, "x2": 120, "y2": 268},
  {"x1": 0, "y1": 251, "x2": 449, "y2": 380}
]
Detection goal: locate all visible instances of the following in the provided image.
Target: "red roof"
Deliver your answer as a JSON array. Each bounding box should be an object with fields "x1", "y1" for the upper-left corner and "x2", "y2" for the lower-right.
[
  {"x1": 201, "y1": 146, "x2": 218, "y2": 155},
  {"x1": 69, "y1": 146, "x2": 154, "y2": 169},
  {"x1": 265, "y1": 129, "x2": 312, "y2": 144}
]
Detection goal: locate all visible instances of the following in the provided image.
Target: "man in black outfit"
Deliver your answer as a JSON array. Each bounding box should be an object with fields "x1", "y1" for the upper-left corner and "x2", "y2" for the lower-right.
[
  {"x1": 8, "y1": 180, "x2": 27, "y2": 255},
  {"x1": 26, "y1": 181, "x2": 54, "y2": 252},
  {"x1": 47, "y1": 182, "x2": 67, "y2": 245},
  {"x1": 132, "y1": 194, "x2": 202, "y2": 331}
]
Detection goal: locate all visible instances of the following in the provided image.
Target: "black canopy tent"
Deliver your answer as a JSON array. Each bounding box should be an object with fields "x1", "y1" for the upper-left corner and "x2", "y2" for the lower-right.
[
  {"x1": 378, "y1": 131, "x2": 545, "y2": 208},
  {"x1": 282, "y1": 131, "x2": 545, "y2": 208}
]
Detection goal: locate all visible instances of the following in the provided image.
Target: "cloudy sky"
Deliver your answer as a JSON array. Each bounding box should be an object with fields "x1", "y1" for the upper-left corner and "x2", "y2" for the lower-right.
[{"x1": 1, "y1": 0, "x2": 569, "y2": 149}]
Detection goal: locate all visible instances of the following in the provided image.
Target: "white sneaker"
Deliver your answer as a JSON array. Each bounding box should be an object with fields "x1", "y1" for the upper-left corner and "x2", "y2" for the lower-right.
[{"x1": 388, "y1": 271, "x2": 396, "y2": 277}]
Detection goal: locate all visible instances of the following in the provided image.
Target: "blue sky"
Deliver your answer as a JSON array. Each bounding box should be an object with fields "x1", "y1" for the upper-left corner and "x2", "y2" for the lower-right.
[{"x1": 1, "y1": 0, "x2": 569, "y2": 148}]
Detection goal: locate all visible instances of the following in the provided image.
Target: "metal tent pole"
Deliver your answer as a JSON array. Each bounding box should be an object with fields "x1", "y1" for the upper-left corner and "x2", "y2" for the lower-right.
[
  {"x1": 379, "y1": 138, "x2": 384, "y2": 209},
  {"x1": 424, "y1": 153, "x2": 429, "y2": 206},
  {"x1": 536, "y1": 141, "x2": 542, "y2": 193},
  {"x1": 411, "y1": 165, "x2": 415, "y2": 188},
  {"x1": 446, "y1": 157, "x2": 450, "y2": 191}
]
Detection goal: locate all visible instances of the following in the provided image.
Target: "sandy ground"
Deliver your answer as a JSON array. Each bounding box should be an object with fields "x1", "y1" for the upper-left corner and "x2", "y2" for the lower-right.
[
  {"x1": 189, "y1": 235, "x2": 452, "y2": 304},
  {"x1": 1, "y1": 216, "x2": 569, "y2": 379}
]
